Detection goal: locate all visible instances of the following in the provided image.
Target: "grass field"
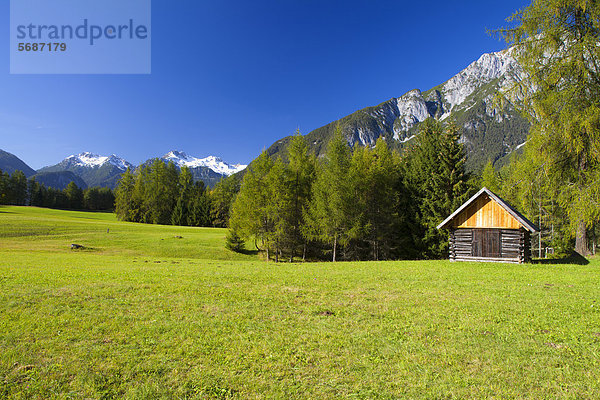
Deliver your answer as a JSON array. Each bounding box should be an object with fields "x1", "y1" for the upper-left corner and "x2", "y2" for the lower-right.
[{"x1": 1, "y1": 206, "x2": 600, "y2": 399}]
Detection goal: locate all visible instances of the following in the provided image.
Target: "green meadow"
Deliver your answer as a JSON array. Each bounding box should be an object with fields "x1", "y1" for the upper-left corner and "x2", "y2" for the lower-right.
[{"x1": 1, "y1": 206, "x2": 599, "y2": 399}]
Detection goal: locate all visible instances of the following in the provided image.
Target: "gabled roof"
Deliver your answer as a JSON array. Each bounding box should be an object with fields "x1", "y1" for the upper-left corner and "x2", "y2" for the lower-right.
[{"x1": 436, "y1": 187, "x2": 539, "y2": 232}]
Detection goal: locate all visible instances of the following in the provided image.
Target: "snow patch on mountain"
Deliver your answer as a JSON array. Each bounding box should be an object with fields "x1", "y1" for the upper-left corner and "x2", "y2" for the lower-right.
[
  {"x1": 400, "y1": 135, "x2": 416, "y2": 144},
  {"x1": 164, "y1": 151, "x2": 247, "y2": 176},
  {"x1": 64, "y1": 152, "x2": 132, "y2": 171},
  {"x1": 515, "y1": 141, "x2": 527, "y2": 151}
]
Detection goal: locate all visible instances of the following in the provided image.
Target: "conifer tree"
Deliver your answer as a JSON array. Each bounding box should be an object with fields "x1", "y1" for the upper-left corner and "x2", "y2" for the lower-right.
[
  {"x1": 403, "y1": 120, "x2": 472, "y2": 258},
  {"x1": 282, "y1": 133, "x2": 316, "y2": 261},
  {"x1": 210, "y1": 175, "x2": 241, "y2": 228},
  {"x1": 266, "y1": 158, "x2": 290, "y2": 262},
  {"x1": 8, "y1": 170, "x2": 28, "y2": 205},
  {"x1": 481, "y1": 160, "x2": 501, "y2": 193},
  {"x1": 305, "y1": 126, "x2": 356, "y2": 261},
  {"x1": 142, "y1": 159, "x2": 179, "y2": 224},
  {"x1": 132, "y1": 164, "x2": 151, "y2": 223},
  {"x1": 349, "y1": 138, "x2": 402, "y2": 260},
  {"x1": 64, "y1": 181, "x2": 83, "y2": 209},
  {"x1": 28, "y1": 178, "x2": 44, "y2": 207},
  {"x1": 171, "y1": 166, "x2": 194, "y2": 226},
  {"x1": 503, "y1": 146, "x2": 569, "y2": 255},
  {"x1": 83, "y1": 187, "x2": 115, "y2": 211},
  {"x1": 83, "y1": 187, "x2": 101, "y2": 210},
  {"x1": 115, "y1": 167, "x2": 136, "y2": 221},
  {"x1": 229, "y1": 151, "x2": 275, "y2": 260},
  {"x1": 171, "y1": 198, "x2": 186, "y2": 226},
  {"x1": 225, "y1": 229, "x2": 245, "y2": 252},
  {"x1": 501, "y1": 0, "x2": 600, "y2": 255},
  {"x1": 188, "y1": 182, "x2": 212, "y2": 227},
  {"x1": 0, "y1": 169, "x2": 7, "y2": 204}
]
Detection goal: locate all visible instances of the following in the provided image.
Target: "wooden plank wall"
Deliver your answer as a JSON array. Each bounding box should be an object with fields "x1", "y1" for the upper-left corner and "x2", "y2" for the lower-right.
[
  {"x1": 500, "y1": 229, "x2": 523, "y2": 260},
  {"x1": 449, "y1": 229, "x2": 473, "y2": 260},
  {"x1": 453, "y1": 196, "x2": 522, "y2": 229},
  {"x1": 449, "y1": 228, "x2": 532, "y2": 263}
]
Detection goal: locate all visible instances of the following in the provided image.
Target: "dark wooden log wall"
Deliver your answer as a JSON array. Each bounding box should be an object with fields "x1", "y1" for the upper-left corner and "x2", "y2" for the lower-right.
[
  {"x1": 449, "y1": 229, "x2": 473, "y2": 260},
  {"x1": 449, "y1": 228, "x2": 531, "y2": 263}
]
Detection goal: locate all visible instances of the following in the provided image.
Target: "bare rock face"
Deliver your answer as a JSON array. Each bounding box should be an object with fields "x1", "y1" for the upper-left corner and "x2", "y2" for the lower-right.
[{"x1": 265, "y1": 47, "x2": 529, "y2": 172}]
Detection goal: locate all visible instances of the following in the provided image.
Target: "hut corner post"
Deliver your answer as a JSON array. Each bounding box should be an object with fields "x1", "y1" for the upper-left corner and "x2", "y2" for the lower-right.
[{"x1": 449, "y1": 229, "x2": 455, "y2": 261}]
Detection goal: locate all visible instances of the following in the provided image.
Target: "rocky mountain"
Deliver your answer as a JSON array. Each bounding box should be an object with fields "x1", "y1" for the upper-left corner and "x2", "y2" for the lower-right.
[
  {"x1": 32, "y1": 171, "x2": 88, "y2": 190},
  {"x1": 163, "y1": 151, "x2": 246, "y2": 176},
  {"x1": 157, "y1": 151, "x2": 247, "y2": 188},
  {"x1": 0, "y1": 149, "x2": 36, "y2": 177},
  {"x1": 37, "y1": 152, "x2": 133, "y2": 189},
  {"x1": 265, "y1": 47, "x2": 529, "y2": 171},
  {"x1": 34, "y1": 151, "x2": 247, "y2": 190}
]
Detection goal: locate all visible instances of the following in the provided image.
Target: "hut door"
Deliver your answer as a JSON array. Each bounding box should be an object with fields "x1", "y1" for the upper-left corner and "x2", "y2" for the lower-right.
[{"x1": 473, "y1": 229, "x2": 500, "y2": 258}]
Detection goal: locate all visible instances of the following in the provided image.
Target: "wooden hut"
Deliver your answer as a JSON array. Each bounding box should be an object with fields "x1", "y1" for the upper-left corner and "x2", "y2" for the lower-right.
[{"x1": 437, "y1": 188, "x2": 539, "y2": 263}]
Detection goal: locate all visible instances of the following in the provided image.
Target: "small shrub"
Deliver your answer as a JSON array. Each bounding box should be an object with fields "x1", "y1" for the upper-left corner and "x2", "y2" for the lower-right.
[{"x1": 225, "y1": 229, "x2": 245, "y2": 252}]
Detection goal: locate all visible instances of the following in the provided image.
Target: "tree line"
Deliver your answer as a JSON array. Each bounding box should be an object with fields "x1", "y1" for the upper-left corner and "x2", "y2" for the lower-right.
[
  {"x1": 114, "y1": 159, "x2": 213, "y2": 227},
  {"x1": 113, "y1": 0, "x2": 600, "y2": 260},
  {"x1": 227, "y1": 123, "x2": 475, "y2": 262},
  {"x1": 0, "y1": 169, "x2": 114, "y2": 210}
]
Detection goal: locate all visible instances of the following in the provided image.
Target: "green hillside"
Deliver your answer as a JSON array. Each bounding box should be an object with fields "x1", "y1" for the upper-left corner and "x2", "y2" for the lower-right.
[
  {"x1": 1, "y1": 207, "x2": 600, "y2": 398},
  {"x1": 37, "y1": 162, "x2": 126, "y2": 189},
  {"x1": 0, "y1": 150, "x2": 36, "y2": 177}
]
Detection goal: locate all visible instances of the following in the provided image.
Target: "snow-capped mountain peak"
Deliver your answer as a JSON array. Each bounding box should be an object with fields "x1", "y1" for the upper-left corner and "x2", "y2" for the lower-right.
[
  {"x1": 163, "y1": 150, "x2": 246, "y2": 176},
  {"x1": 64, "y1": 152, "x2": 132, "y2": 171}
]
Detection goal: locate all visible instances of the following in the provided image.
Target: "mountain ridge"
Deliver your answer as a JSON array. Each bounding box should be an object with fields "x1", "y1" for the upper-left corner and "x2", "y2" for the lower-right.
[
  {"x1": 32, "y1": 171, "x2": 88, "y2": 190},
  {"x1": 264, "y1": 47, "x2": 528, "y2": 171},
  {"x1": 37, "y1": 152, "x2": 134, "y2": 189},
  {"x1": 37, "y1": 151, "x2": 247, "y2": 189},
  {"x1": 0, "y1": 149, "x2": 36, "y2": 177},
  {"x1": 162, "y1": 151, "x2": 247, "y2": 176}
]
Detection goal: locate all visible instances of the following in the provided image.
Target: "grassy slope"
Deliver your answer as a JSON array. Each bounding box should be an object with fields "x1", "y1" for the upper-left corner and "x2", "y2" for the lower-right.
[
  {"x1": 0, "y1": 206, "x2": 254, "y2": 261},
  {"x1": 1, "y1": 206, "x2": 600, "y2": 399}
]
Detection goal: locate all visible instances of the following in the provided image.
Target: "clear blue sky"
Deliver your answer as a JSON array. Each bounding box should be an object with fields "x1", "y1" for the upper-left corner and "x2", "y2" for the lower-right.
[{"x1": 0, "y1": 0, "x2": 530, "y2": 169}]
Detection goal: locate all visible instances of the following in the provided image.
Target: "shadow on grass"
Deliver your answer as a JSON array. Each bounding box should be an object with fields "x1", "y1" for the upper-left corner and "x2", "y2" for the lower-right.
[
  {"x1": 237, "y1": 249, "x2": 259, "y2": 256},
  {"x1": 533, "y1": 252, "x2": 590, "y2": 265},
  {"x1": 0, "y1": 207, "x2": 14, "y2": 214}
]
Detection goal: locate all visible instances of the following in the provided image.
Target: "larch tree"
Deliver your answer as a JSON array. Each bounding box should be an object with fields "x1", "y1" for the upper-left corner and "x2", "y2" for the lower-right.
[
  {"x1": 481, "y1": 160, "x2": 501, "y2": 193},
  {"x1": 304, "y1": 126, "x2": 356, "y2": 262},
  {"x1": 502, "y1": 0, "x2": 600, "y2": 255},
  {"x1": 229, "y1": 151, "x2": 275, "y2": 260},
  {"x1": 283, "y1": 133, "x2": 316, "y2": 261},
  {"x1": 171, "y1": 166, "x2": 194, "y2": 226},
  {"x1": 266, "y1": 158, "x2": 291, "y2": 262},
  {"x1": 210, "y1": 174, "x2": 241, "y2": 228},
  {"x1": 363, "y1": 138, "x2": 402, "y2": 260}
]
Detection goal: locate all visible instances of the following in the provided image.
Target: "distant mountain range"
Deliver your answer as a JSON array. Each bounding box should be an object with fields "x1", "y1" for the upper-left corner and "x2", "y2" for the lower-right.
[
  {"x1": 161, "y1": 151, "x2": 246, "y2": 188},
  {"x1": 37, "y1": 153, "x2": 135, "y2": 189},
  {"x1": 0, "y1": 150, "x2": 247, "y2": 190},
  {"x1": 264, "y1": 47, "x2": 529, "y2": 172},
  {"x1": 1, "y1": 47, "x2": 530, "y2": 191}
]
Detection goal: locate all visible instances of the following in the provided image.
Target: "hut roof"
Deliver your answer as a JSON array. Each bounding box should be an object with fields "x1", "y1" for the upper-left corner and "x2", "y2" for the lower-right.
[{"x1": 437, "y1": 187, "x2": 539, "y2": 232}]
